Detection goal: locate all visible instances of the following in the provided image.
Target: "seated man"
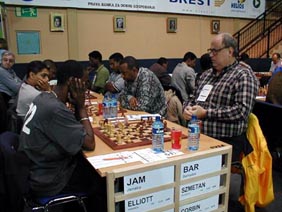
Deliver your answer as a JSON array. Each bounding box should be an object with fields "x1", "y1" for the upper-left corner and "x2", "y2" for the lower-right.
[
  {"x1": 149, "y1": 57, "x2": 171, "y2": 88},
  {"x1": 18, "y1": 60, "x2": 106, "y2": 211},
  {"x1": 0, "y1": 51, "x2": 22, "y2": 108},
  {"x1": 16, "y1": 61, "x2": 50, "y2": 118},
  {"x1": 171, "y1": 51, "x2": 197, "y2": 102},
  {"x1": 104, "y1": 52, "x2": 124, "y2": 98},
  {"x1": 119, "y1": 56, "x2": 167, "y2": 116},
  {"x1": 88, "y1": 50, "x2": 109, "y2": 94}
]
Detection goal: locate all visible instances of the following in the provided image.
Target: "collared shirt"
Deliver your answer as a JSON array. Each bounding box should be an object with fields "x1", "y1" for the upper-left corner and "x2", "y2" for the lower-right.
[
  {"x1": 90, "y1": 64, "x2": 109, "y2": 94},
  {"x1": 0, "y1": 66, "x2": 22, "y2": 97},
  {"x1": 171, "y1": 62, "x2": 196, "y2": 102},
  {"x1": 185, "y1": 61, "x2": 259, "y2": 138},
  {"x1": 119, "y1": 67, "x2": 167, "y2": 116},
  {"x1": 104, "y1": 72, "x2": 124, "y2": 98},
  {"x1": 269, "y1": 59, "x2": 282, "y2": 73}
]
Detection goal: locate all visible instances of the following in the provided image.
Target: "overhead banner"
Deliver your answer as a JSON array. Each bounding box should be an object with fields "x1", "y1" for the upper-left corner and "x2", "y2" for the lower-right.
[{"x1": 4, "y1": 0, "x2": 266, "y2": 19}]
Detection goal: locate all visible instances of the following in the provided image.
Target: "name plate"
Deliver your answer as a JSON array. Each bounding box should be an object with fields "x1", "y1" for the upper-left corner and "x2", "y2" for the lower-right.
[
  {"x1": 124, "y1": 166, "x2": 174, "y2": 194},
  {"x1": 180, "y1": 176, "x2": 220, "y2": 200},
  {"x1": 125, "y1": 188, "x2": 174, "y2": 212},
  {"x1": 180, "y1": 155, "x2": 221, "y2": 180},
  {"x1": 179, "y1": 195, "x2": 219, "y2": 212}
]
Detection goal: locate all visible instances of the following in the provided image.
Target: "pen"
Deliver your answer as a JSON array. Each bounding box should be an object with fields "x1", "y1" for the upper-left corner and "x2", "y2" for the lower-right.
[{"x1": 103, "y1": 157, "x2": 128, "y2": 160}]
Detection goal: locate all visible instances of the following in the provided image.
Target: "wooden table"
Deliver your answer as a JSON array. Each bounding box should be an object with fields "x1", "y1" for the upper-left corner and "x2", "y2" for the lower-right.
[{"x1": 84, "y1": 92, "x2": 232, "y2": 212}]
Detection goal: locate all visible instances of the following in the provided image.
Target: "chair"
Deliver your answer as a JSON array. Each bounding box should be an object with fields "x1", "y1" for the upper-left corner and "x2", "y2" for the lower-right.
[
  {"x1": 25, "y1": 192, "x2": 88, "y2": 212},
  {"x1": 231, "y1": 114, "x2": 274, "y2": 212},
  {"x1": 0, "y1": 131, "x2": 88, "y2": 212},
  {"x1": 0, "y1": 131, "x2": 30, "y2": 212}
]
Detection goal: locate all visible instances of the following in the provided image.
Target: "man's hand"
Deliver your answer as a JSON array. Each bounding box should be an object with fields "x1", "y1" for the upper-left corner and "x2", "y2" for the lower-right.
[
  {"x1": 37, "y1": 80, "x2": 51, "y2": 91},
  {"x1": 129, "y1": 97, "x2": 138, "y2": 109},
  {"x1": 69, "y1": 78, "x2": 86, "y2": 109}
]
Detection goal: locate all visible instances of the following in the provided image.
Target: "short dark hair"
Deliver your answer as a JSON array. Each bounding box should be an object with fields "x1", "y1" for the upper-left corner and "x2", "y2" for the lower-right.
[
  {"x1": 109, "y1": 52, "x2": 124, "y2": 63},
  {"x1": 88, "y1": 50, "x2": 102, "y2": 62},
  {"x1": 157, "y1": 57, "x2": 168, "y2": 65},
  {"x1": 183, "y1": 52, "x2": 197, "y2": 62},
  {"x1": 120, "y1": 56, "x2": 139, "y2": 70},
  {"x1": 200, "y1": 53, "x2": 212, "y2": 71},
  {"x1": 43, "y1": 59, "x2": 57, "y2": 70},
  {"x1": 57, "y1": 60, "x2": 84, "y2": 85},
  {"x1": 26, "y1": 61, "x2": 48, "y2": 79}
]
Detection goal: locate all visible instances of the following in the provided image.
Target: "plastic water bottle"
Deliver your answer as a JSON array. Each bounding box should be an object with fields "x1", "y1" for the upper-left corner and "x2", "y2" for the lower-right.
[
  {"x1": 102, "y1": 95, "x2": 110, "y2": 119},
  {"x1": 110, "y1": 94, "x2": 118, "y2": 118},
  {"x1": 188, "y1": 115, "x2": 200, "y2": 151},
  {"x1": 152, "y1": 116, "x2": 164, "y2": 152}
]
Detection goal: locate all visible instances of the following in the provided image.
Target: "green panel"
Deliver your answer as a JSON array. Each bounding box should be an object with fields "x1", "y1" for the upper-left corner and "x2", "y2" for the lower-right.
[{"x1": 15, "y1": 7, "x2": 37, "y2": 17}]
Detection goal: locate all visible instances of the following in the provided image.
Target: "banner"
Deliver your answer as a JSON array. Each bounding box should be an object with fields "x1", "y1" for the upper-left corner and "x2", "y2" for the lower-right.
[{"x1": 5, "y1": 0, "x2": 266, "y2": 19}]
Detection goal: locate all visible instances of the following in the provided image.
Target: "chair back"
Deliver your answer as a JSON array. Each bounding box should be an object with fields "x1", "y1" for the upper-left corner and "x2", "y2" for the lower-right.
[{"x1": 0, "y1": 131, "x2": 30, "y2": 212}]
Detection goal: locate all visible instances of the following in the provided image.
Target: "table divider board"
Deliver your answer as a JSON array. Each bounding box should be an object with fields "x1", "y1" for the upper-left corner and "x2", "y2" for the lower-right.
[{"x1": 106, "y1": 145, "x2": 232, "y2": 212}]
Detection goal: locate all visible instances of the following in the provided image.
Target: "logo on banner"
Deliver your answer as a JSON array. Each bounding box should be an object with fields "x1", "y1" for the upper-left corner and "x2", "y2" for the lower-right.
[
  {"x1": 231, "y1": 0, "x2": 245, "y2": 9},
  {"x1": 253, "y1": 0, "x2": 261, "y2": 8},
  {"x1": 214, "y1": 0, "x2": 225, "y2": 7}
]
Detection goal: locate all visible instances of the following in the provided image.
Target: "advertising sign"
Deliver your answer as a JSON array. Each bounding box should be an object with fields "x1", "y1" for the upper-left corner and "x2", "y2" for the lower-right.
[{"x1": 5, "y1": 0, "x2": 265, "y2": 19}]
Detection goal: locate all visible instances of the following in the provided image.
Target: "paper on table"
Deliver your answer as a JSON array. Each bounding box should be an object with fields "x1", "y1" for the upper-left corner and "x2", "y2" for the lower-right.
[
  {"x1": 87, "y1": 149, "x2": 184, "y2": 169},
  {"x1": 126, "y1": 114, "x2": 161, "y2": 121},
  {"x1": 87, "y1": 151, "x2": 140, "y2": 169},
  {"x1": 133, "y1": 148, "x2": 184, "y2": 164}
]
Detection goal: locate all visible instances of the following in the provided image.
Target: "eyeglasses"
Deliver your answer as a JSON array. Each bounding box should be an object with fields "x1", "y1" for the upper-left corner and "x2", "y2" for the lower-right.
[
  {"x1": 2, "y1": 58, "x2": 15, "y2": 63},
  {"x1": 207, "y1": 46, "x2": 228, "y2": 55}
]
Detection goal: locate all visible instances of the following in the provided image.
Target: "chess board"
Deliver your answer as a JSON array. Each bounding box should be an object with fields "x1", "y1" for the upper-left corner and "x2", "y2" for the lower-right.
[{"x1": 93, "y1": 119, "x2": 187, "y2": 150}]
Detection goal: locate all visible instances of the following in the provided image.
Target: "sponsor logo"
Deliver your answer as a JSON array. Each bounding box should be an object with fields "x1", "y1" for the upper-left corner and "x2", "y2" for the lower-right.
[
  {"x1": 231, "y1": 0, "x2": 245, "y2": 10},
  {"x1": 214, "y1": 0, "x2": 225, "y2": 7},
  {"x1": 253, "y1": 0, "x2": 261, "y2": 8}
]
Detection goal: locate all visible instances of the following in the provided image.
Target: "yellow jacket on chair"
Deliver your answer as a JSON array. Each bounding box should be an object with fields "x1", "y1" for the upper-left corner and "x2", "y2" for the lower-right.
[{"x1": 239, "y1": 113, "x2": 274, "y2": 212}]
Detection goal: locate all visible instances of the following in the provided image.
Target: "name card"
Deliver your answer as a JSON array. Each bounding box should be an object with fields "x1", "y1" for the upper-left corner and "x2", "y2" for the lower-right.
[
  {"x1": 180, "y1": 155, "x2": 221, "y2": 180},
  {"x1": 125, "y1": 188, "x2": 174, "y2": 212},
  {"x1": 180, "y1": 176, "x2": 220, "y2": 200},
  {"x1": 124, "y1": 166, "x2": 174, "y2": 194},
  {"x1": 179, "y1": 195, "x2": 219, "y2": 212}
]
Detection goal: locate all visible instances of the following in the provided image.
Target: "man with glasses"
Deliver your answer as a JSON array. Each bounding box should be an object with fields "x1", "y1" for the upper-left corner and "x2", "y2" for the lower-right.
[
  {"x1": 0, "y1": 51, "x2": 22, "y2": 108},
  {"x1": 183, "y1": 33, "x2": 259, "y2": 162}
]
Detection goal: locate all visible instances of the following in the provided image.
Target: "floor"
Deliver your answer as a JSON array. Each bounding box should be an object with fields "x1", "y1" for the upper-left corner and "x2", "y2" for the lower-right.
[{"x1": 228, "y1": 168, "x2": 282, "y2": 212}]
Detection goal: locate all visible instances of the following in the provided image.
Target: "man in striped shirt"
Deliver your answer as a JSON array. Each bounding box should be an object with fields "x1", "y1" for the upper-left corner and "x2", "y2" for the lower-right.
[{"x1": 183, "y1": 33, "x2": 259, "y2": 161}]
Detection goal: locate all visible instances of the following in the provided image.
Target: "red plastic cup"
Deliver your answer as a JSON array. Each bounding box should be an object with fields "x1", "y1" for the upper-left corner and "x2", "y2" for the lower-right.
[
  {"x1": 98, "y1": 103, "x2": 103, "y2": 115},
  {"x1": 171, "y1": 129, "x2": 182, "y2": 149}
]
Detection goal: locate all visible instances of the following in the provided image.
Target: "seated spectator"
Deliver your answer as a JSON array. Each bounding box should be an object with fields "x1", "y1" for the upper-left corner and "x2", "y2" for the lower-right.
[
  {"x1": 119, "y1": 56, "x2": 167, "y2": 116},
  {"x1": 18, "y1": 60, "x2": 107, "y2": 211},
  {"x1": 149, "y1": 57, "x2": 171, "y2": 87},
  {"x1": 269, "y1": 52, "x2": 282, "y2": 73},
  {"x1": 43, "y1": 59, "x2": 57, "y2": 87},
  {"x1": 104, "y1": 52, "x2": 124, "y2": 98},
  {"x1": 266, "y1": 71, "x2": 282, "y2": 105},
  {"x1": 16, "y1": 61, "x2": 50, "y2": 118},
  {"x1": 88, "y1": 50, "x2": 109, "y2": 94},
  {"x1": 0, "y1": 51, "x2": 22, "y2": 108},
  {"x1": 164, "y1": 86, "x2": 186, "y2": 126},
  {"x1": 171, "y1": 51, "x2": 197, "y2": 102}
]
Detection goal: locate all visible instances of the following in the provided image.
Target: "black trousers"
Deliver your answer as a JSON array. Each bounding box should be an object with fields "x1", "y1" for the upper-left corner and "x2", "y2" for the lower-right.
[
  {"x1": 60, "y1": 153, "x2": 107, "y2": 212},
  {"x1": 217, "y1": 132, "x2": 253, "y2": 162}
]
